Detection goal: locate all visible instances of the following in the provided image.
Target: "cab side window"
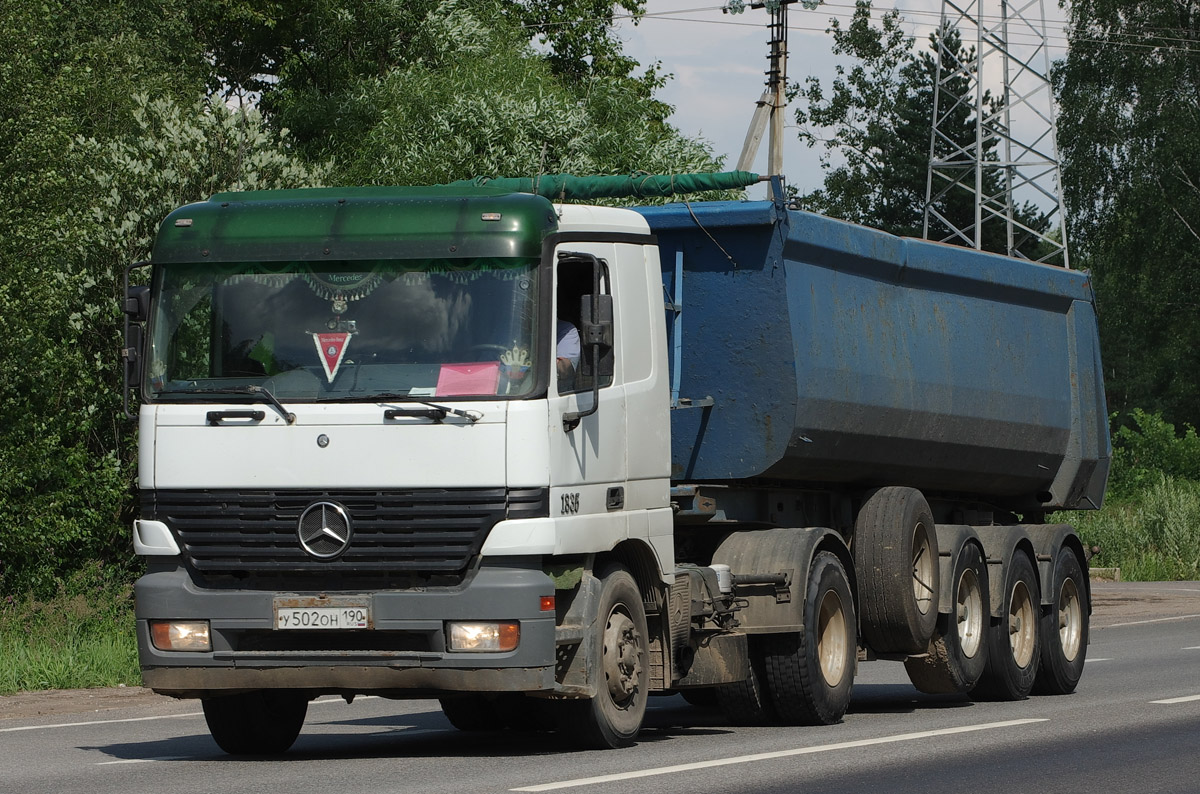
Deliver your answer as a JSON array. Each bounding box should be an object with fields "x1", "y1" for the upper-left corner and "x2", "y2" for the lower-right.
[{"x1": 556, "y1": 258, "x2": 613, "y2": 394}]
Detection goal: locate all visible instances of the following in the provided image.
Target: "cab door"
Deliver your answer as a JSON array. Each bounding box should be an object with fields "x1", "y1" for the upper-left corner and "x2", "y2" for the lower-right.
[{"x1": 546, "y1": 244, "x2": 628, "y2": 551}]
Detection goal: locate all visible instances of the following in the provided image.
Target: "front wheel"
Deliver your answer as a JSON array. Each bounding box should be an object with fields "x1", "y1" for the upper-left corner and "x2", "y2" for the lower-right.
[
  {"x1": 763, "y1": 551, "x2": 857, "y2": 725},
  {"x1": 1033, "y1": 547, "x2": 1088, "y2": 695},
  {"x1": 558, "y1": 565, "x2": 649, "y2": 749},
  {"x1": 201, "y1": 690, "x2": 308, "y2": 755}
]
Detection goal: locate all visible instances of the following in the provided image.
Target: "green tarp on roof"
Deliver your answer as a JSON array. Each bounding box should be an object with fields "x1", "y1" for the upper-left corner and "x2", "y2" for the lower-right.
[{"x1": 443, "y1": 171, "x2": 761, "y2": 201}]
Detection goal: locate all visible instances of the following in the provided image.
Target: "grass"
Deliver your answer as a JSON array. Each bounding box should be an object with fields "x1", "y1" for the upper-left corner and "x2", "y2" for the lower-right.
[
  {"x1": 1067, "y1": 475, "x2": 1200, "y2": 581},
  {"x1": 0, "y1": 564, "x2": 141, "y2": 696}
]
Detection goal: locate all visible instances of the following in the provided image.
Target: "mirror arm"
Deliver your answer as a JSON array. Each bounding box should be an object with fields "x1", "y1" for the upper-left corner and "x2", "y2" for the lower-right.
[{"x1": 562, "y1": 344, "x2": 601, "y2": 431}]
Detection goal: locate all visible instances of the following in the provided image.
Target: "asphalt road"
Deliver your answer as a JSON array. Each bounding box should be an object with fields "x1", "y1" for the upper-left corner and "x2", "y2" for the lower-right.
[{"x1": 2, "y1": 582, "x2": 1199, "y2": 794}]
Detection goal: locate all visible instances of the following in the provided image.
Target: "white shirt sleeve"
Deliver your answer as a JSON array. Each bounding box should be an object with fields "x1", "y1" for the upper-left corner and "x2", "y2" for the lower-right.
[{"x1": 556, "y1": 319, "x2": 581, "y2": 369}]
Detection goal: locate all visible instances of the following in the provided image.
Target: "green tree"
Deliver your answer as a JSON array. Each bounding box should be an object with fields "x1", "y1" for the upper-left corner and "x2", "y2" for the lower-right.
[
  {"x1": 0, "y1": 0, "x2": 722, "y2": 595},
  {"x1": 196, "y1": 1, "x2": 715, "y2": 187},
  {"x1": 0, "y1": 0, "x2": 204, "y2": 594},
  {"x1": 1055, "y1": 0, "x2": 1200, "y2": 426},
  {"x1": 791, "y1": 1, "x2": 1046, "y2": 254},
  {"x1": 319, "y1": 5, "x2": 720, "y2": 187},
  {"x1": 0, "y1": 2, "x2": 320, "y2": 595}
]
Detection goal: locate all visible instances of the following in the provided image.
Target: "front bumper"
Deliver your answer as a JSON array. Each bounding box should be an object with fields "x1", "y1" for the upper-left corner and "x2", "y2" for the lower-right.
[{"x1": 136, "y1": 560, "x2": 557, "y2": 698}]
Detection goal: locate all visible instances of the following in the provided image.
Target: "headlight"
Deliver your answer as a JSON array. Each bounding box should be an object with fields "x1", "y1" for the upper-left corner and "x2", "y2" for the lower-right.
[
  {"x1": 149, "y1": 620, "x2": 212, "y2": 652},
  {"x1": 446, "y1": 621, "x2": 519, "y2": 652}
]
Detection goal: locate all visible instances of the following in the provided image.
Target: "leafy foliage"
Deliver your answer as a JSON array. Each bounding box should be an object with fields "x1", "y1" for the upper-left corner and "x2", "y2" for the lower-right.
[
  {"x1": 0, "y1": 562, "x2": 140, "y2": 693},
  {"x1": 322, "y1": 5, "x2": 721, "y2": 188},
  {"x1": 790, "y1": 1, "x2": 1046, "y2": 254},
  {"x1": 237, "y1": 2, "x2": 707, "y2": 186},
  {"x1": 0, "y1": 77, "x2": 322, "y2": 594},
  {"x1": 1066, "y1": 411, "x2": 1200, "y2": 580},
  {"x1": 0, "y1": 0, "x2": 722, "y2": 598},
  {"x1": 1056, "y1": 0, "x2": 1200, "y2": 427},
  {"x1": 1074, "y1": 476, "x2": 1200, "y2": 581},
  {"x1": 1106, "y1": 410, "x2": 1200, "y2": 500}
]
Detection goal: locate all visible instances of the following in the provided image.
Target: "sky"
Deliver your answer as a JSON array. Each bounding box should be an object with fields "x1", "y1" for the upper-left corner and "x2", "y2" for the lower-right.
[{"x1": 615, "y1": 1, "x2": 1071, "y2": 200}]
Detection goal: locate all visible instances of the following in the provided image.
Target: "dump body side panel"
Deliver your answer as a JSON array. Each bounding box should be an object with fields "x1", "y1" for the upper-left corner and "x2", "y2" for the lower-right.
[{"x1": 637, "y1": 201, "x2": 1109, "y2": 512}]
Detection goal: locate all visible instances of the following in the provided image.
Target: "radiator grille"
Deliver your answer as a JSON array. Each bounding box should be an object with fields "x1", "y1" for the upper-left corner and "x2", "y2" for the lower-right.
[{"x1": 143, "y1": 488, "x2": 548, "y2": 588}]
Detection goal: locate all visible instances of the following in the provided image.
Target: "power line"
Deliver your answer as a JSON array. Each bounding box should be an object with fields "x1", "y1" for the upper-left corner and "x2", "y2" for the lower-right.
[{"x1": 598, "y1": 4, "x2": 1200, "y2": 57}]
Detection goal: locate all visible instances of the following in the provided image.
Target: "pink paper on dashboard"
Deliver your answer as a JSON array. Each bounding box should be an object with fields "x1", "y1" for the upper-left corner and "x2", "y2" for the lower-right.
[{"x1": 436, "y1": 362, "x2": 501, "y2": 396}]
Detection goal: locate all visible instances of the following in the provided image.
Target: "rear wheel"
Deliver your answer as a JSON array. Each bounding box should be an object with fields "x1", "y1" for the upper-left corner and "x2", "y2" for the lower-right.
[
  {"x1": 763, "y1": 551, "x2": 857, "y2": 725},
  {"x1": 715, "y1": 637, "x2": 776, "y2": 725},
  {"x1": 202, "y1": 690, "x2": 308, "y2": 755},
  {"x1": 906, "y1": 541, "x2": 989, "y2": 694},
  {"x1": 974, "y1": 551, "x2": 1040, "y2": 700},
  {"x1": 558, "y1": 565, "x2": 649, "y2": 749},
  {"x1": 854, "y1": 487, "x2": 939, "y2": 654},
  {"x1": 1034, "y1": 547, "x2": 1088, "y2": 695}
]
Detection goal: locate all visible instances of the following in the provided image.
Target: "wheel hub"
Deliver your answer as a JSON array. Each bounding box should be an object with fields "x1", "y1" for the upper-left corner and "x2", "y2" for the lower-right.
[{"x1": 603, "y1": 611, "x2": 642, "y2": 702}]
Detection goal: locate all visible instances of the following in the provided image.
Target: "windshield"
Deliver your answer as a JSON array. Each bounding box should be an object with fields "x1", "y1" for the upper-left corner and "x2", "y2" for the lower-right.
[{"x1": 145, "y1": 258, "x2": 541, "y2": 401}]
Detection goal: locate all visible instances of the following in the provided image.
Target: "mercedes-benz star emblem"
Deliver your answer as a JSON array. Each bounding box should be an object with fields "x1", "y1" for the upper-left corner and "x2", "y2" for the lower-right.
[{"x1": 297, "y1": 502, "x2": 353, "y2": 559}]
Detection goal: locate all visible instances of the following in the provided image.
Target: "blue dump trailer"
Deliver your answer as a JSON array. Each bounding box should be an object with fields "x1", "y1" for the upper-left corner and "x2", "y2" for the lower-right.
[
  {"x1": 125, "y1": 180, "x2": 1109, "y2": 753},
  {"x1": 641, "y1": 200, "x2": 1108, "y2": 513}
]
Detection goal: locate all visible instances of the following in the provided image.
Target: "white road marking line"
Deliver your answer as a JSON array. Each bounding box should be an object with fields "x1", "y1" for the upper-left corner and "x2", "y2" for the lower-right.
[
  {"x1": 1106, "y1": 614, "x2": 1200, "y2": 628},
  {"x1": 97, "y1": 757, "x2": 190, "y2": 766},
  {"x1": 1087, "y1": 658, "x2": 1112, "y2": 662},
  {"x1": 1184, "y1": 647, "x2": 1200, "y2": 651},
  {"x1": 1151, "y1": 694, "x2": 1200, "y2": 705},
  {"x1": 510, "y1": 719, "x2": 1048, "y2": 792},
  {"x1": 0, "y1": 712, "x2": 202, "y2": 733},
  {"x1": 2, "y1": 692, "x2": 383, "y2": 733}
]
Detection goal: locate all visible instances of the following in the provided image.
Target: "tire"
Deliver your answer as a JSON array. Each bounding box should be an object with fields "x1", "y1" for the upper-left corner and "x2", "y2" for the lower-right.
[
  {"x1": 973, "y1": 551, "x2": 1040, "y2": 701},
  {"x1": 715, "y1": 637, "x2": 776, "y2": 725},
  {"x1": 1033, "y1": 547, "x2": 1088, "y2": 695},
  {"x1": 439, "y1": 695, "x2": 501, "y2": 732},
  {"x1": 558, "y1": 565, "x2": 649, "y2": 749},
  {"x1": 201, "y1": 690, "x2": 308, "y2": 755},
  {"x1": 854, "y1": 487, "x2": 939, "y2": 654},
  {"x1": 763, "y1": 551, "x2": 857, "y2": 725},
  {"x1": 905, "y1": 541, "x2": 989, "y2": 694}
]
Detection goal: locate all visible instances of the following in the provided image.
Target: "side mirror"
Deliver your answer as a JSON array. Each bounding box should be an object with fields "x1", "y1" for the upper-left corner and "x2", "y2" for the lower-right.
[
  {"x1": 123, "y1": 263, "x2": 151, "y2": 420},
  {"x1": 578, "y1": 293, "x2": 614, "y2": 381},
  {"x1": 124, "y1": 284, "x2": 150, "y2": 323}
]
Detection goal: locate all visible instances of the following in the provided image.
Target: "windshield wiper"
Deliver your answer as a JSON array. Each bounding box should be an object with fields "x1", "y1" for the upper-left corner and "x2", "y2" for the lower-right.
[
  {"x1": 159, "y1": 385, "x2": 296, "y2": 425},
  {"x1": 367, "y1": 393, "x2": 481, "y2": 423}
]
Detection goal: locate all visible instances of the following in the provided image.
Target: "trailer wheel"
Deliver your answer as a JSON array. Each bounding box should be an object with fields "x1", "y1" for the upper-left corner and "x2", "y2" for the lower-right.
[
  {"x1": 559, "y1": 565, "x2": 649, "y2": 748},
  {"x1": 715, "y1": 638, "x2": 776, "y2": 725},
  {"x1": 973, "y1": 551, "x2": 1040, "y2": 700},
  {"x1": 905, "y1": 541, "x2": 989, "y2": 693},
  {"x1": 763, "y1": 551, "x2": 857, "y2": 725},
  {"x1": 1033, "y1": 547, "x2": 1088, "y2": 695},
  {"x1": 201, "y1": 690, "x2": 308, "y2": 755},
  {"x1": 854, "y1": 487, "x2": 939, "y2": 654}
]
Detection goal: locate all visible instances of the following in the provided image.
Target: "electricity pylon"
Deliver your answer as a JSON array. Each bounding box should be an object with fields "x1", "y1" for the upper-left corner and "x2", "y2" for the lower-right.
[{"x1": 923, "y1": 0, "x2": 1070, "y2": 267}]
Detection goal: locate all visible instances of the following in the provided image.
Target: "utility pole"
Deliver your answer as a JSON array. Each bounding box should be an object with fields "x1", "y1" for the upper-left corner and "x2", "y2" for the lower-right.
[
  {"x1": 728, "y1": 0, "x2": 818, "y2": 198},
  {"x1": 923, "y1": 0, "x2": 1069, "y2": 267}
]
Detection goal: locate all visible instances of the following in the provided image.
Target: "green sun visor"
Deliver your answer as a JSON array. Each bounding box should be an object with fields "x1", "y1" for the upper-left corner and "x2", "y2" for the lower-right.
[{"x1": 152, "y1": 186, "x2": 559, "y2": 264}]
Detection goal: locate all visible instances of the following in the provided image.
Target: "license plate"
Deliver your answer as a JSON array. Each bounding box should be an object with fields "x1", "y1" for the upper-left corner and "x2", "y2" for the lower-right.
[{"x1": 274, "y1": 598, "x2": 370, "y2": 630}]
